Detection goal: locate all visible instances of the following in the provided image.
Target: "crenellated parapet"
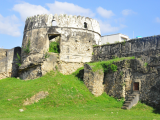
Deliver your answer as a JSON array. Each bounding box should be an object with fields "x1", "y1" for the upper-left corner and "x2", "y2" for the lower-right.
[
  {"x1": 24, "y1": 14, "x2": 101, "y2": 35},
  {"x1": 24, "y1": 14, "x2": 53, "y2": 31}
]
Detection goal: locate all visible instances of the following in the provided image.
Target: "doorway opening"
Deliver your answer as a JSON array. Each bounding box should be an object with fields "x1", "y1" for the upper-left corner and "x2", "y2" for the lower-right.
[
  {"x1": 48, "y1": 34, "x2": 60, "y2": 53},
  {"x1": 133, "y1": 82, "x2": 139, "y2": 91}
]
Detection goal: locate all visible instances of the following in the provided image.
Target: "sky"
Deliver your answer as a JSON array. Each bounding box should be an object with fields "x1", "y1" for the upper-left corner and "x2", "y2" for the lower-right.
[{"x1": 0, "y1": 0, "x2": 160, "y2": 49}]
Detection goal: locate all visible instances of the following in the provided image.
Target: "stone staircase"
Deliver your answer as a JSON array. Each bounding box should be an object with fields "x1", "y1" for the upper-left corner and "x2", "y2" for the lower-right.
[{"x1": 121, "y1": 92, "x2": 139, "y2": 110}]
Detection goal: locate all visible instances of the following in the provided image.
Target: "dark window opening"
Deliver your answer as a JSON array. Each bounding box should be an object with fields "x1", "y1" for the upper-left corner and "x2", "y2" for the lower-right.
[
  {"x1": 49, "y1": 35, "x2": 57, "y2": 40},
  {"x1": 48, "y1": 34, "x2": 60, "y2": 41},
  {"x1": 134, "y1": 82, "x2": 139, "y2": 91},
  {"x1": 52, "y1": 20, "x2": 57, "y2": 26},
  {"x1": 84, "y1": 22, "x2": 87, "y2": 28}
]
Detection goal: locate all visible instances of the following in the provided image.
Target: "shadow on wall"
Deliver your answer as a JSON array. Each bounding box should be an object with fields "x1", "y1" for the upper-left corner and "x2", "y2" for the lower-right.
[{"x1": 11, "y1": 47, "x2": 21, "y2": 77}]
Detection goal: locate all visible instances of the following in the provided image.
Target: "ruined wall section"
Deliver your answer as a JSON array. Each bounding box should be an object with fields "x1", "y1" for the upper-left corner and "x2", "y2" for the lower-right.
[
  {"x1": 83, "y1": 64, "x2": 104, "y2": 96},
  {"x1": 0, "y1": 47, "x2": 21, "y2": 80},
  {"x1": 0, "y1": 49, "x2": 8, "y2": 79},
  {"x1": 84, "y1": 57, "x2": 160, "y2": 108},
  {"x1": 92, "y1": 35, "x2": 160, "y2": 62}
]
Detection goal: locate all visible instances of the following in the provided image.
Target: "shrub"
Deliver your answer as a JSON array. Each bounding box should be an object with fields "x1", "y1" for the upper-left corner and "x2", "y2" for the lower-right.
[
  {"x1": 49, "y1": 42, "x2": 60, "y2": 53},
  {"x1": 23, "y1": 40, "x2": 30, "y2": 54},
  {"x1": 16, "y1": 53, "x2": 21, "y2": 67},
  {"x1": 110, "y1": 64, "x2": 117, "y2": 72}
]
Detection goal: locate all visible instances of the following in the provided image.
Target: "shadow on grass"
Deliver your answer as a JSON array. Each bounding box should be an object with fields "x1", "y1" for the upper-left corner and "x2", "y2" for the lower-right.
[
  {"x1": 71, "y1": 67, "x2": 84, "y2": 81},
  {"x1": 75, "y1": 69, "x2": 84, "y2": 81},
  {"x1": 152, "y1": 107, "x2": 160, "y2": 114}
]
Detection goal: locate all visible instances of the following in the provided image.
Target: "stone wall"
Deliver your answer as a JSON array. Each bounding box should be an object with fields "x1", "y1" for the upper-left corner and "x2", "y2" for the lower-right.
[
  {"x1": 20, "y1": 14, "x2": 101, "y2": 79},
  {"x1": 0, "y1": 49, "x2": 7, "y2": 60},
  {"x1": 23, "y1": 14, "x2": 101, "y2": 63},
  {"x1": 84, "y1": 57, "x2": 160, "y2": 108},
  {"x1": 58, "y1": 62, "x2": 84, "y2": 75},
  {"x1": 83, "y1": 64, "x2": 104, "y2": 96},
  {"x1": 92, "y1": 35, "x2": 160, "y2": 62},
  {"x1": 0, "y1": 47, "x2": 21, "y2": 80},
  {"x1": 19, "y1": 53, "x2": 58, "y2": 80}
]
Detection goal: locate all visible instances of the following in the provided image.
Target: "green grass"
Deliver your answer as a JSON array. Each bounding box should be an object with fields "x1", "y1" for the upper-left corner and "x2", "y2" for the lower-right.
[
  {"x1": 49, "y1": 42, "x2": 60, "y2": 53},
  {"x1": 87, "y1": 56, "x2": 135, "y2": 73},
  {"x1": 0, "y1": 68, "x2": 160, "y2": 119}
]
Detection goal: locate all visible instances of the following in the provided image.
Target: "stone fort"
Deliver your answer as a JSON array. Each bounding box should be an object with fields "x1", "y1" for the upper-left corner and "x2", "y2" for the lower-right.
[{"x1": 1, "y1": 14, "x2": 160, "y2": 109}]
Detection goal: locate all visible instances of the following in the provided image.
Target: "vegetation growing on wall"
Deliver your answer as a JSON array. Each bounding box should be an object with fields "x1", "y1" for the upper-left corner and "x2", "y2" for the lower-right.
[
  {"x1": 122, "y1": 40, "x2": 126, "y2": 46},
  {"x1": 15, "y1": 53, "x2": 21, "y2": 67},
  {"x1": 49, "y1": 42, "x2": 60, "y2": 53},
  {"x1": 23, "y1": 40, "x2": 30, "y2": 54},
  {"x1": 44, "y1": 52, "x2": 50, "y2": 59},
  {"x1": 87, "y1": 56, "x2": 135, "y2": 73},
  {"x1": 144, "y1": 62, "x2": 148, "y2": 67}
]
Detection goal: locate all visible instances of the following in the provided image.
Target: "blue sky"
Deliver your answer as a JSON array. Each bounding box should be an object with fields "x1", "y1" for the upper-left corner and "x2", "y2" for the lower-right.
[{"x1": 0, "y1": 0, "x2": 160, "y2": 49}]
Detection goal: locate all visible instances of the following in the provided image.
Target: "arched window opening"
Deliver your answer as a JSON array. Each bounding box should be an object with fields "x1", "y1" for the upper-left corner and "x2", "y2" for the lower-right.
[
  {"x1": 84, "y1": 22, "x2": 87, "y2": 28},
  {"x1": 52, "y1": 20, "x2": 57, "y2": 26}
]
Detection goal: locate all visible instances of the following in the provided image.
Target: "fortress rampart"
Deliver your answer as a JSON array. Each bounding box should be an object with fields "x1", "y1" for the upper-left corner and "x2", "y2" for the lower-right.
[
  {"x1": 92, "y1": 35, "x2": 160, "y2": 62},
  {"x1": 19, "y1": 14, "x2": 101, "y2": 79}
]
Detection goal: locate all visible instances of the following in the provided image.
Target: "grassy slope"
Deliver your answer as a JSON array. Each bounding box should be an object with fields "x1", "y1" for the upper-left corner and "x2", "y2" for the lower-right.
[
  {"x1": 0, "y1": 63, "x2": 160, "y2": 119},
  {"x1": 87, "y1": 56, "x2": 135, "y2": 72}
]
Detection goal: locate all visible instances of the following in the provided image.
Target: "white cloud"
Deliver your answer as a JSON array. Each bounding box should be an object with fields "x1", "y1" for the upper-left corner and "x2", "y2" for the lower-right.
[
  {"x1": 122, "y1": 9, "x2": 136, "y2": 16},
  {"x1": 0, "y1": 14, "x2": 21, "y2": 37},
  {"x1": 13, "y1": 1, "x2": 95, "y2": 21},
  {"x1": 156, "y1": 17, "x2": 160, "y2": 23},
  {"x1": 13, "y1": 2, "x2": 50, "y2": 21},
  {"x1": 98, "y1": 20, "x2": 126, "y2": 34},
  {"x1": 46, "y1": 1, "x2": 94, "y2": 17},
  {"x1": 114, "y1": 18, "x2": 125, "y2": 24},
  {"x1": 97, "y1": 7, "x2": 114, "y2": 18}
]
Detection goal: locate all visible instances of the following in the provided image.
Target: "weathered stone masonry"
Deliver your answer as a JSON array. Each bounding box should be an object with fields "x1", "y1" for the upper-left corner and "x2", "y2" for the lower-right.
[
  {"x1": 19, "y1": 14, "x2": 101, "y2": 79},
  {"x1": 84, "y1": 35, "x2": 160, "y2": 108},
  {"x1": 84, "y1": 57, "x2": 160, "y2": 108},
  {"x1": 0, "y1": 47, "x2": 21, "y2": 79},
  {"x1": 92, "y1": 35, "x2": 160, "y2": 62}
]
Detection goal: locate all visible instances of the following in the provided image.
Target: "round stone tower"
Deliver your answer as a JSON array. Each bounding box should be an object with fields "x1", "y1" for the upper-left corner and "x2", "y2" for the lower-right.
[{"x1": 19, "y1": 14, "x2": 101, "y2": 79}]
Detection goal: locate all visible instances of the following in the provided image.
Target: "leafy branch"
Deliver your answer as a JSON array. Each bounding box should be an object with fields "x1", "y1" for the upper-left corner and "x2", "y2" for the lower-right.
[
  {"x1": 16, "y1": 53, "x2": 21, "y2": 67},
  {"x1": 23, "y1": 40, "x2": 30, "y2": 54}
]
